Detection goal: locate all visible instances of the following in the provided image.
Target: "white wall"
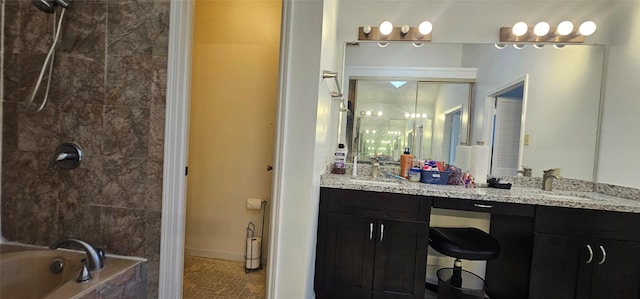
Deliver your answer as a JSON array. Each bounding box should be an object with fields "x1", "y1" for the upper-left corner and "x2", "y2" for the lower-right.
[
  {"x1": 462, "y1": 44, "x2": 604, "y2": 180},
  {"x1": 598, "y1": 1, "x2": 640, "y2": 188},
  {"x1": 269, "y1": 0, "x2": 339, "y2": 298}
]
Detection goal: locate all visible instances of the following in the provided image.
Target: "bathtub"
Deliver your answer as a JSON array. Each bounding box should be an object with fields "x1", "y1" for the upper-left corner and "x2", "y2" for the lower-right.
[{"x1": 0, "y1": 243, "x2": 147, "y2": 299}]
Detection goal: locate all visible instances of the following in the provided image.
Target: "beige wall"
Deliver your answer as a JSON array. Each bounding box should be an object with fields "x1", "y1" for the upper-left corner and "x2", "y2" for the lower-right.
[{"x1": 186, "y1": 0, "x2": 281, "y2": 263}]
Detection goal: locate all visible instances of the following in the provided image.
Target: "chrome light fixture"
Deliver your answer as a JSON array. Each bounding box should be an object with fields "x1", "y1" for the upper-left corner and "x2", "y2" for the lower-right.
[
  {"x1": 359, "y1": 20, "x2": 433, "y2": 43},
  {"x1": 498, "y1": 20, "x2": 597, "y2": 48}
]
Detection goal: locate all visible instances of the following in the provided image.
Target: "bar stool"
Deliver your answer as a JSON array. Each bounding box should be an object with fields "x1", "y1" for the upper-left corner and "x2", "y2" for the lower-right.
[{"x1": 428, "y1": 227, "x2": 500, "y2": 299}]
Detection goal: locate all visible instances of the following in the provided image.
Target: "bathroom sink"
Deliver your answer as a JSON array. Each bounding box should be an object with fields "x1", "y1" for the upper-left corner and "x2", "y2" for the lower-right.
[
  {"x1": 349, "y1": 179, "x2": 402, "y2": 187},
  {"x1": 541, "y1": 193, "x2": 592, "y2": 201}
]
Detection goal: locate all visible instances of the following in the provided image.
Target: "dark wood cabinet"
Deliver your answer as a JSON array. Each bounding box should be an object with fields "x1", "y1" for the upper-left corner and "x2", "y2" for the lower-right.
[
  {"x1": 372, "y1": 219, "x2": 428, "y2": 299},
  {"x1": 530, "y1": 207, "x2": 640, "y2": 299},
  {"x1": 315, "y1": 188, "x2": 431, "y2": 299}
]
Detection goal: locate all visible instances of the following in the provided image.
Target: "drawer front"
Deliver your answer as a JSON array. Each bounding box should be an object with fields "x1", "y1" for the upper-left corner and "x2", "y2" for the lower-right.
[
  {"x1": 322, "y1": 188, "x2": 431, "y2": 222},
  {"x1": 536, "y1": 206, "x2": 640, "y2": 241},
  {"x1": 433, "y1": 197, "x2": 535, "y2": 217}
]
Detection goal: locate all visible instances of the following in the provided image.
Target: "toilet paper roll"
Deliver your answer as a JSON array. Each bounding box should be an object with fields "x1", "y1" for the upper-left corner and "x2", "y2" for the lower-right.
[
  {"x1": 246, "y1": 198, "x2": 263, "y2": 210},
  {"x1": 245, "y1": 237, "x2": 262, "y2": 269},
  {"x1": 470, "y1": 145, "x2": 491, "y2": 184},
  {"x1": 455, "y1": 146, "x2": 471, "y2": 172}
]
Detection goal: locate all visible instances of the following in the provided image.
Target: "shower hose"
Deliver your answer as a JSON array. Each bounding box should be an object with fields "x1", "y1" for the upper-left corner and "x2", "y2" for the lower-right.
[{"x1": 28, "y1": 8, "x2": 66, "y2": 113}]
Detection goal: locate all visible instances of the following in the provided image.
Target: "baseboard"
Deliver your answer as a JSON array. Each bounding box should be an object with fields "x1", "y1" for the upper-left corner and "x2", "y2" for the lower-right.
[
  {"x1": 185, "y1": 247, "x2": 267, "y2": 265},
  {"x1": 185, "y1": 247, "x2": 244, "y2": 262}
]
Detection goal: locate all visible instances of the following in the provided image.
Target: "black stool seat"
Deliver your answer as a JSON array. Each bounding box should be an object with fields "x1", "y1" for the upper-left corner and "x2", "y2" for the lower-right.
[{"x1": 429, "y1": 227, "x2": 500, "y2": 260}]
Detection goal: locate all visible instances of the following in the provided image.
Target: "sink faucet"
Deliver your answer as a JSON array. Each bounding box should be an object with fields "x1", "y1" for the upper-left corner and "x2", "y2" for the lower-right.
[
  {"x1": 371, "y1": 157, "x2": 379, "y2": 178},
  {"x1": 542, "y1": 168, "x2": 560, "y2": 191},
  {"x1": 50, "y1": 238, "x2": 104, "y2": 271},
  {"x1": 518, "y1": 166, "x2": 532, "y2": 177}
]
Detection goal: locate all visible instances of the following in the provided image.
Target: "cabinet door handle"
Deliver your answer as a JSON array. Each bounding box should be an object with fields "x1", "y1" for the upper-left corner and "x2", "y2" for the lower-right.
[
  {"x1": 473, "y1": 204, "x2": 493, "y2": 209},
  {"x1": 598, "y1": 246, "x2": 607, "y2": 265},
  {"x1": 586, "y1": 245, "x2": 594, "y2": 264},
  {"x1": 380, "y1": 224, "x2": 385, "y2": 242},
  {"x1": 369, "y1": 223, "x2": 374, "y2": 241}
]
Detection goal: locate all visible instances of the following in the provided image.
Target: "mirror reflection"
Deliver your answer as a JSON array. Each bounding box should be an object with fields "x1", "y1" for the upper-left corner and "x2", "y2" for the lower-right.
[
  {"x1": 351, "y1": 80, "x2": 472, "y2": 166},
  {"x1": 343, "y1": 42, "x2": 605, "y2": 180}
]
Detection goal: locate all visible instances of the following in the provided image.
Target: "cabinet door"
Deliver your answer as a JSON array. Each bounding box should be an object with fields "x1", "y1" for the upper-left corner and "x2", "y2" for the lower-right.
[
  {"x1": 320, "y1": 213, "x2": 376, "y2": 299},
  {"x1": 589, "y1": 239, "x2": 640, "y2": 299},
  {"x1": 372, "y1": 220, "x2": 428, "y2": 299},
  {"x1": 529, "y1": 233, "x2": 594, "y2": 299}
]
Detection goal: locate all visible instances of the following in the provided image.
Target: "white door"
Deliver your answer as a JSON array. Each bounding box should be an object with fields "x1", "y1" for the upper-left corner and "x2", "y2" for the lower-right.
[{"x1": 491, "y1": 97, "x2": 522, "y2": 176}]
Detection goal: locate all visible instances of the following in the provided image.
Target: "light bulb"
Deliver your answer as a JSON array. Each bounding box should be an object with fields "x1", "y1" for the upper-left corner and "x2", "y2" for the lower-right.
[
  {"x1": 557, "y1": 21, "x2": 574, "y2": 36},
  {"x1": 512, "y1": 22, "x2": 528, "y2": 37},
  {"x1": 422, "y1": 113, "x2": 427, "y2": 118},
  {"x1": 377, "y1": 111, "x2": 383, "y2": 117},
  {"x1": 412, "y1": 42, "x2": 424, "y2": 48},
  {"x1": 363, "y1": 25, "x2": 372, "y2": 35},
  {"x1": 533, "y1": 22, "x2": 550, "y2": 36},
  {"x1": 379, "y1": 21, "x2": 393, "y2": 36},
  {"x1": 411, "y1": 113, "x2": 416, "y2": 118},
  {"x1": 401, "y1": 25, "x2": 410, "y2": 35},
  {"x1": 494, "y1": 43, "x2": 506, "y2": 49},
  {"x1": 579, "y1": 21, "x2": 597, "y2": 36},
  {"x1": 365, "y1": 111, "x2": 372, "y2": 116},
  {"x1": 404, "y1": 113, "x2": 410, "y2": 118},
  {"x1": 377, "y1": 42, "x2": 389, "y2": 48},
  {"x1": 418, "y1": 21, "x2": 433, "y2": 35},
  {"x1": 372, "y1": 130, "x2": 376, "y2": 134}
]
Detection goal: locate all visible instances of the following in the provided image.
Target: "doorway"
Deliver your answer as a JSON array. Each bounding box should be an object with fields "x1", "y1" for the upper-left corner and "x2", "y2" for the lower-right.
[
  {"x1": 443, "y1": 107, "x2": 462, "y2": 165},
  {"x1": 183, "y1": 1, "x2": 282, "y2": 298},
  {"x1": 487, "y1": 78, "x2": 527, "y2": 176}
]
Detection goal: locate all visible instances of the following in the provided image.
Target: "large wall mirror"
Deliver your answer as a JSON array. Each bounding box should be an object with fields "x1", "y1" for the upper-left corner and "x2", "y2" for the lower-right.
[
  {"x1": 343, "y1": 42, "x2": 605, "y2": 181},
  {"x1": 348, "y1": 80, "x2": 473, "y2": 165}
]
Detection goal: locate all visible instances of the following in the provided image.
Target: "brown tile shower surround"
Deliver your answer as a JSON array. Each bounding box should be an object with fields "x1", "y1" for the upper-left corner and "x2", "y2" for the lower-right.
[{"x1": 1, "y1": 0, "x2": 169, "y2": 297}]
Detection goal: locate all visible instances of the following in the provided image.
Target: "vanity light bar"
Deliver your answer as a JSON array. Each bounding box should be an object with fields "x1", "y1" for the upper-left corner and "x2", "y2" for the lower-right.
[
  {"x1": 500, "y1": 21, "x2": 596, "y2": 44},
  {"x1": 358, "y1": 26, "x2": 432, "y2": 42},
  {"x1": 499, "y1": 27, "x2": 585, "y2": 43}
]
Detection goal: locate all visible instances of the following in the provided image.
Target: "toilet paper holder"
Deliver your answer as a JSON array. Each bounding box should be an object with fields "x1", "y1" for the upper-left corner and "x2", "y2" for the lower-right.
[{"x1": 244, "y1": 201, "x2": 267, "y2": 273}]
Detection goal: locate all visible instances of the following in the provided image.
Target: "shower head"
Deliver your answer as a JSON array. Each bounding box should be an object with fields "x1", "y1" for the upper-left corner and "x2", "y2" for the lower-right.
[
  {"x1": 30, "y1": 0, "x2": 71, "y2": 13},
  {"x1": 31, "y1": 0, "x2": 55, "y2": 13}
]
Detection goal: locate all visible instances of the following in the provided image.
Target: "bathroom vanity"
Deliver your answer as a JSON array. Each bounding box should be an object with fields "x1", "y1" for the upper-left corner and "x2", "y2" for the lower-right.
[{"x1": 315, "y1": 174, "x2": 640, "y2": 299}]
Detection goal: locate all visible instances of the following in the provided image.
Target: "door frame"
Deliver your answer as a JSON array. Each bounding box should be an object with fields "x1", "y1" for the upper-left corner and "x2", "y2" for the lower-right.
[
  {"x1": 157, "y1": 1, "x2": 194, "y2": 297},
  {"x1": 442, "y1": 105, "x2": 463, "y2": 164},
  {"x1": 484, "y1": 75, "x2": 529, "y2": 174},
  {"x1": 159, "y1": 1, "x2": 288, "y2": 298}
]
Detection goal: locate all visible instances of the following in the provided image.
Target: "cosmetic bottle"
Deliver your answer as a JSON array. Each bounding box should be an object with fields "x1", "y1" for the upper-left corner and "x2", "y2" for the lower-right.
[
  {"x1": 399, "y1": 148, "x2": 413, "y2": 178},
  {"x1": 332, "y1": 143, "x2": 347, "y2": 174}
]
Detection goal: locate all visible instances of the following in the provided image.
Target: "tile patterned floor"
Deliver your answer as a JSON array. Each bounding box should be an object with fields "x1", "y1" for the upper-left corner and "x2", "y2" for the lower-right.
[{"x1": 183, "y1": 255, "x2": 266, "y2": 299}]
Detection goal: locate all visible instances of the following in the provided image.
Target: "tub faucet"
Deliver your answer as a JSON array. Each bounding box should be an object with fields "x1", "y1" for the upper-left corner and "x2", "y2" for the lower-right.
[
  {"x1": 48, "y1": 143, "x2": 83, "y2": 170},
  {"x1": 50, "y1": 238, "x2": 104, "y2": 271},
  {"x1": 542, "y1": 168, "x2": 560, "y2": 191}
]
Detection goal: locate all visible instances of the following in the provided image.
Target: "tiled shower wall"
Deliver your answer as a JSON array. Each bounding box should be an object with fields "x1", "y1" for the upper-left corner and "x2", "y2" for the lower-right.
[{"x1": 1, "y1": 0, "x2": 169, "y2": 297}]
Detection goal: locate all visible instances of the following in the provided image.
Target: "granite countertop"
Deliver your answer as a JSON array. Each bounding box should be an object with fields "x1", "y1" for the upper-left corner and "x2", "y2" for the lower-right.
[{"x1": 320, "y1": 173, "x2": 640, "y2": 214}]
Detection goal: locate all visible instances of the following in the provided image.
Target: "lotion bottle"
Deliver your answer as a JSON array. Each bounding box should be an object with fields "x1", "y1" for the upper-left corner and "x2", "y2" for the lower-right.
[{"x1": 399, "y1": 148, "x2": 413, "y2": 178}]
